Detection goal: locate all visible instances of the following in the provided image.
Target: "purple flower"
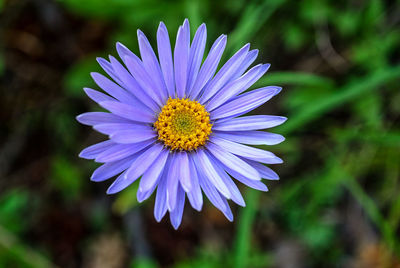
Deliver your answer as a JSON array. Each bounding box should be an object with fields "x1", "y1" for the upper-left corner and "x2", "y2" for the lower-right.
[{"x1": 77, "y1": 19, "x2": 286, "y2": 229}]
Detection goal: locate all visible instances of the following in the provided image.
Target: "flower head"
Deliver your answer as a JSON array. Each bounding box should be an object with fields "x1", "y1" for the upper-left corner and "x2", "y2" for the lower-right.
[{"x1": 77, "y1": 19, "x2": 286, "y2": 229}]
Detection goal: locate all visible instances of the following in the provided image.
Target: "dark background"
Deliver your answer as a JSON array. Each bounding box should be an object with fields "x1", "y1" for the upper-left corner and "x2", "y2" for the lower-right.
[{"x1": 0, "y1": 0, "x2": 400, "y2": 267}]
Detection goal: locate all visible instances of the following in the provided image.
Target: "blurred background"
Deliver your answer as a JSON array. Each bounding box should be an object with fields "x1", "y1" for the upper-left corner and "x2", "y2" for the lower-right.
[{"x1": 1, "y1": 0, "x2": 400, "y2": 267}]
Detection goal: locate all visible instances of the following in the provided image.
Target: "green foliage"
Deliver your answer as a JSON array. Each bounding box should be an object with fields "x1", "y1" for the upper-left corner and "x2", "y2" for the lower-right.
[
  {"x1": 0, "y1": 190, "x2": 30, "y2": 234},
  {"x1": 64, "y1": 56, "x2": 100, "y2": 97},
  {"x1": 130, "y1": 258, "x2": 159, "y2": 268},
  {"x1": 50, "y1": 155, "x2": 84, "y2": 201}
]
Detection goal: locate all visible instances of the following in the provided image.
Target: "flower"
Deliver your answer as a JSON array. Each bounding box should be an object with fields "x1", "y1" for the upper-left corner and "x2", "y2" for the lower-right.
[{"x1": 77, "y1": 19, "x2": 286, "y2": 229}]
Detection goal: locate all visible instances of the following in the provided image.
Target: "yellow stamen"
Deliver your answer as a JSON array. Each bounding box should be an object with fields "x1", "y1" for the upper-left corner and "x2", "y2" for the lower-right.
[{"x1": 154, "y1": 98, "x2": 212, "y2": 151}]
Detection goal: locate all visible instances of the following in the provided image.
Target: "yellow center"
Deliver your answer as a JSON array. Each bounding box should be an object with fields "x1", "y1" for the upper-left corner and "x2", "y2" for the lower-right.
[{"x1": 154, "y1": 98, "x2": 212, "y2": 151}]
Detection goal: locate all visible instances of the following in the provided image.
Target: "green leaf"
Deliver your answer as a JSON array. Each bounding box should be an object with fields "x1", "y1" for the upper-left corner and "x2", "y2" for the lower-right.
[
  {"x1": 277, "y1": 65, "x2": 400, "y2": 134},
  {"x1": 255, "y1": 72, "x2": 334, "y2": 89}
]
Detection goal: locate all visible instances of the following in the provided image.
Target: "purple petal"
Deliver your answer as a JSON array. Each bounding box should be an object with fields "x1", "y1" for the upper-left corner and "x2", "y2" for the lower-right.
[
  {"x1": 116, "y1": 42, "x2": 136, "y2": 66},
  {"x1": 166, "y1": 153, "x2": 180, "y2": 211},
  {"x1": 123, "y1": 143, "x2": 164, "y2": 183},
  {"x1": 189, "y1": 35, "x2": 227, "y2": 99},
  {"x1": 197, "y1": 169, "x2": 233, "y2": 221},
  {"x1": 91, "y1": 154, "x2": 138, "y2": 182},
  {"x1": 76, "y1": 112, "x2": 133, "y2": 126},
  {"x1": 93, "y1": 122, "x2": 149, "y2": 136},
  {"x1": 193, "y1": 149, "x2": 231, "y2": 199},
  {"x1": 96, "y1": 57, "x2": 124, "y2": 86},
  {"x1": 91, "y1": 72, "x2": 138, "y2": 105},
  {"x1": 210, "y1": 87, "x2": 280, "y2": 120},
  {"x1": 187, "y1": 23, "x2": 207, "y2": 94},
  {"x1": 139, "y1": 148, "x2": 169, "y2": 192},
  {"x1": 79, "y1": 140, "x2": 115, "y2": 159},
  {"x1": 230, "y1": 49, "x2": 259, "y2": 81},
  {"x1": 214, "y1": 130, "x2": 285, "y2": 145},
  {"x1": 186, "y1": 154, "x2": 203, "y2": 211},
  {"x1": 99, "y1": 101, "x2": 156, "y2": 123},
  {"x1": 154, "y1": 159, "x2": 170, "y2": 222},
  {"x1": 205, "y1": 141, "x2": 260, "y2": 181},
  {"x1": 110, "y1": 129, "x2": 157, "y2": 144},
  {"x1": 170, "y1": 185, "x2": 185, "y2": 229},
  {"x1": 211, "y1": 136, "x2": 283, "y2": 164},
  {"x1": 124, "y1": 55, "x2": 164, "y2": 106},
  {"x1": 209, "y1": 153, "x2": 245, "y2": 206},
  {"x1": 109, "y1": 56, "x2": 159, "y2": 112},
  {"x1": 225, "y1": 166, "x2": 269, "y2": 192},
  {"x1": 176, "y1": 151, "x2": 191, "y2": 192},
  {"x1": 95, "y1": 139, "x2": 155, "y2": 163},
  {"x1": 212, "y1": 115, "x2": 287, "y2": 131},
  {"x1": 157, "y1": 22, "x2": 175, "y2": 97},
  {"x1": 137, "y1": 29, "x2": 168, "y2": 102},
  {"x1": 174, "y1": 21, "x2": 190, "y2": 98},
  {"x1": 84, "y1": 87, "x2": 115, "y2": 104},
  {"x1": 206, "y1": 64, "x2": 270, "y2": 111},
  {"x1": 241, "y1": 157, "x2": 280, "y2": 180},
  {"x1": 199, "y1": 43, "x2": 250, "y2": 104}
]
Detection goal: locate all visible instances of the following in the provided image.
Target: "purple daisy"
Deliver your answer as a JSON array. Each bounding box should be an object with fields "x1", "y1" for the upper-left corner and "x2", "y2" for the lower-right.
[{"x1": 77, "y1": 19, "x2": 286, "y2": 229}]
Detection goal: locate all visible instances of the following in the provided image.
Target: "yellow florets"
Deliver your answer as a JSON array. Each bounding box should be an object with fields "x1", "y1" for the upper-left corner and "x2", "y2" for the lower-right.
[{"x1": 154, "y1": 98, "x2": 212, "y2": 151}]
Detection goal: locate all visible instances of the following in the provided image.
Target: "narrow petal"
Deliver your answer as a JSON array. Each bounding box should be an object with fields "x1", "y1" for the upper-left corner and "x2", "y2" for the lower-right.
[
  {"x1": 139, "y1": 148, "x2": 170, "y2": 192},
  {"x1": 170, "y1": 185, "x2": 185, "y2": 229},
  {"x1": 137, "y1": 29, "x2": 168, "y2": 102},
  {"x1": 205, "y1": 142, "x2": 260, "y2": 181},
  {"x1": 95, "y1": 139, "x2": 155, "y2": 163},
  {"x1": 187, "y1": 23, "x2": 207, "y2": 94},
  {"x1": 211, "y1": 136, "x2": 283, "y2": 164},
  {"x1": 189, "y1": 35, "x2": 227, "y2": 99},
  {"x1": 174, "y1": 21, "x2": 190, "y2": 98},
  {"x1": 96, "y1": 57, "x2": 123, "y2": 86},
  {"x1": 213, "y1": 130, "x2": 285, "y2": 145},
  {"x1": 99, "y1": 101, "x2": 156, "y2": 123},
  {"x1": 91, "y1": 154, "x2": 138, "y2": 182},
  {"x1": 84, "y1": 87, "x2": 115, "y2": 104},
  {"x1": 76, "y1": 112, "x2": 133, "y2": 126},
  {"x1": 212, "y1": 115, "x2": 287, "y2": 131},
  {"x1": 241, "y1": 157, "x2": 280, "y2": 180},
  {"x1": 124, "y1": 55, "x2": 164, "y2": 106},
  {"x1": 193, "y1": 149, "x2": 231, "y2": 199},
  {"x1": 230, "y1": 49, "x2": 259, "y2": 81},
  {"x1": 93, "y1": 122, "x2": 150, "y2": 136},
  {"x1": 109, "y1": 56, "x2": 159, "y2": 112},
  {"x1": 210, "y1": 87, "x2": 280, "y2": 120},
  {"x1": 79, "y1": 140, "x2": 115, "y2": 159},
  {"x1": 125, "y1": 56, "x2": 164, "y2": 106},
  {"x1": 154, "y1": 159, "x2": 170, "y2": 222},
  {"x1": 187, "y1": 154, "x2": 203, "y2": 211},
  {"x1": 123, "y1": 143, "x2": 164, "y2": 184},
  {"x1": 206, "y1": 64, "x2": 270, "y2": 111},
  {"x1": 110, "y1": 129, "x2": 157, "y2": 144},
  {"x1": 197, "y1": 170, "x2": 233, "y2": 221},
  {"x1": 91, "y1": 72, "x2": 138, "y2": 105},
  {"x1": 199, "y1": 43, "x2": 250, "y2": 104},
  {"x1": 176, "y1": 151, "x2": 191, "y2": 192},
  {"x1": 167, "y1": 153, "x2": 180, "y2": 211},
  {"x1": 225, "y1": 166, "x2": 269, "y2": 192},
  {"x1": 116, "y1": 42, "x2": 136, "y2": 66},
  {"x1": 210, "y1": 153, "x2": 245, "y2": 207},
  {"x1": 157, "y1": 22, "x2": 175, "y2": 97}
]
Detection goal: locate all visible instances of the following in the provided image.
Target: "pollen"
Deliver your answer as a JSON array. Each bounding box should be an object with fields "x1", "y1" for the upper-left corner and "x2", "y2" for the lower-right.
[{"x1": 154, "y1": 98, "x2": 212, "y2": 151}]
